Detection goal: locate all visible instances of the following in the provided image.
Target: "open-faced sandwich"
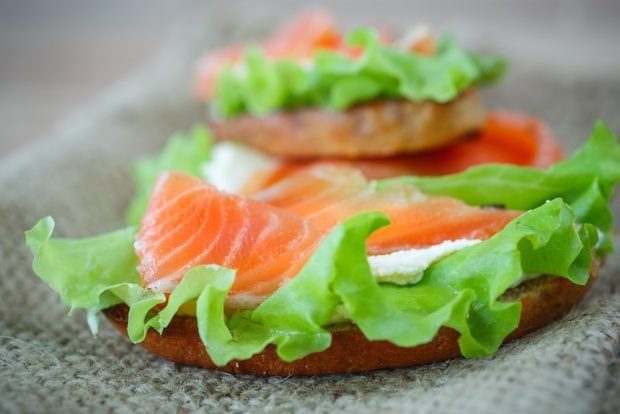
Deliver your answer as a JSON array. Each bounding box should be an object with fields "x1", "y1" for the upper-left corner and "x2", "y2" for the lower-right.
[{"x1": 26, "y1": 11, "x2": 620, "y2": 376}]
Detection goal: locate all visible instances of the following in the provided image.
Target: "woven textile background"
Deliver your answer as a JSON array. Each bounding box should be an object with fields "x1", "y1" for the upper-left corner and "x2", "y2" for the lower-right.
[{"x1": 1, "y1": 14, "x2": 620, "y2": 414}]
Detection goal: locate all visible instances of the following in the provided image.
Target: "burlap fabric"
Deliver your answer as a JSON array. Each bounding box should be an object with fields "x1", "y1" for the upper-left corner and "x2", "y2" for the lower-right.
[{"x1": 1, "y1": 17, "x2": 620, "y2": 414}]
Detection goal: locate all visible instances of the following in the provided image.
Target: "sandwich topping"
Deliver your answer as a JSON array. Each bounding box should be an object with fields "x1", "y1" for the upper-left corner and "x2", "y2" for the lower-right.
[
  {"x1": 135, "y1": 168, "x2": 516, "y2": 298},
  {"x1": 202, "y1": 141, "x2": 277, "y2": 194},
  {"x1": 197, "y1": 11, "x2": 506, "y2": 119},
  {"x1": 367, "y1": 239, "x2": 481, "y2": 285}
]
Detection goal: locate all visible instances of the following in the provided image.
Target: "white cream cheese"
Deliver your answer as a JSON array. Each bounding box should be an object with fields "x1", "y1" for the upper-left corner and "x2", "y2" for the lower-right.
[
  {"x1": 368, "y1": 239, "x2": 481, "y2": 285},
  {"x1": 201, "y1": 142, "x2": 277, "y2": 194}
]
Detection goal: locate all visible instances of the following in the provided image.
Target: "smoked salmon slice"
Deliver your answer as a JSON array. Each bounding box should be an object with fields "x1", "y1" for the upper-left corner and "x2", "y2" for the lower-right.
[
  {"x1": 136, "y1": 172, "x2": 321, "y2": 297},
  {"x1": 137, "y1": 170, "x2": 519, "y2": 301},
  {"x1": 253, "y1": 165, "x2": 520, "y2": 254}
]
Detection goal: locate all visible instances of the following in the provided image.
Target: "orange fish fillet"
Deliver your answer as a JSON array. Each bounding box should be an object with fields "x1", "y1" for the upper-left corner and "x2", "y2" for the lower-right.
[
  {"x1": 253, "y1": 165, "x2": 520, "y2": 254},
  {"x1": 136, "y1": 172, "x2": 320, "y2": 296}
]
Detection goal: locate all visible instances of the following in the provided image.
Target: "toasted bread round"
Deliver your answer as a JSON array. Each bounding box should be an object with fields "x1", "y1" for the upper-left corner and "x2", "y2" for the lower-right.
[
  {"x1": 104, "y1": 272, "x2": 595, "y2": 376},
  {"x1": 208, "y1": 91, "x2": 484, "y2": 158}
]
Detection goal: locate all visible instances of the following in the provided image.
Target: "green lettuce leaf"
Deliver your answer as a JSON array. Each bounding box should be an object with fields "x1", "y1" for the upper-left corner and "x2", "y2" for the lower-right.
[
  {"x1": 211, "y1": 28, "x2": 506, "y2": 118},
  {"x1": 125, "y1": 125, "x2": 212, "y2": 226},
  {"x1": 25, "y1": 217, "x2": 140, "y2": 311},
  {"x1": 379, "y1": 121, "x2": 620, "y2": 251},
  {"x1": 24, "y1": 217, "x2": 165, "y2": 335}
]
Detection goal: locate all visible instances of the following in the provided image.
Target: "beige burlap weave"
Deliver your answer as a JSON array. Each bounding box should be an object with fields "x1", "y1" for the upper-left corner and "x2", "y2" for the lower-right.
[{"x1": 1, "y1": 16, "x2": 619, "y2": 414}]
